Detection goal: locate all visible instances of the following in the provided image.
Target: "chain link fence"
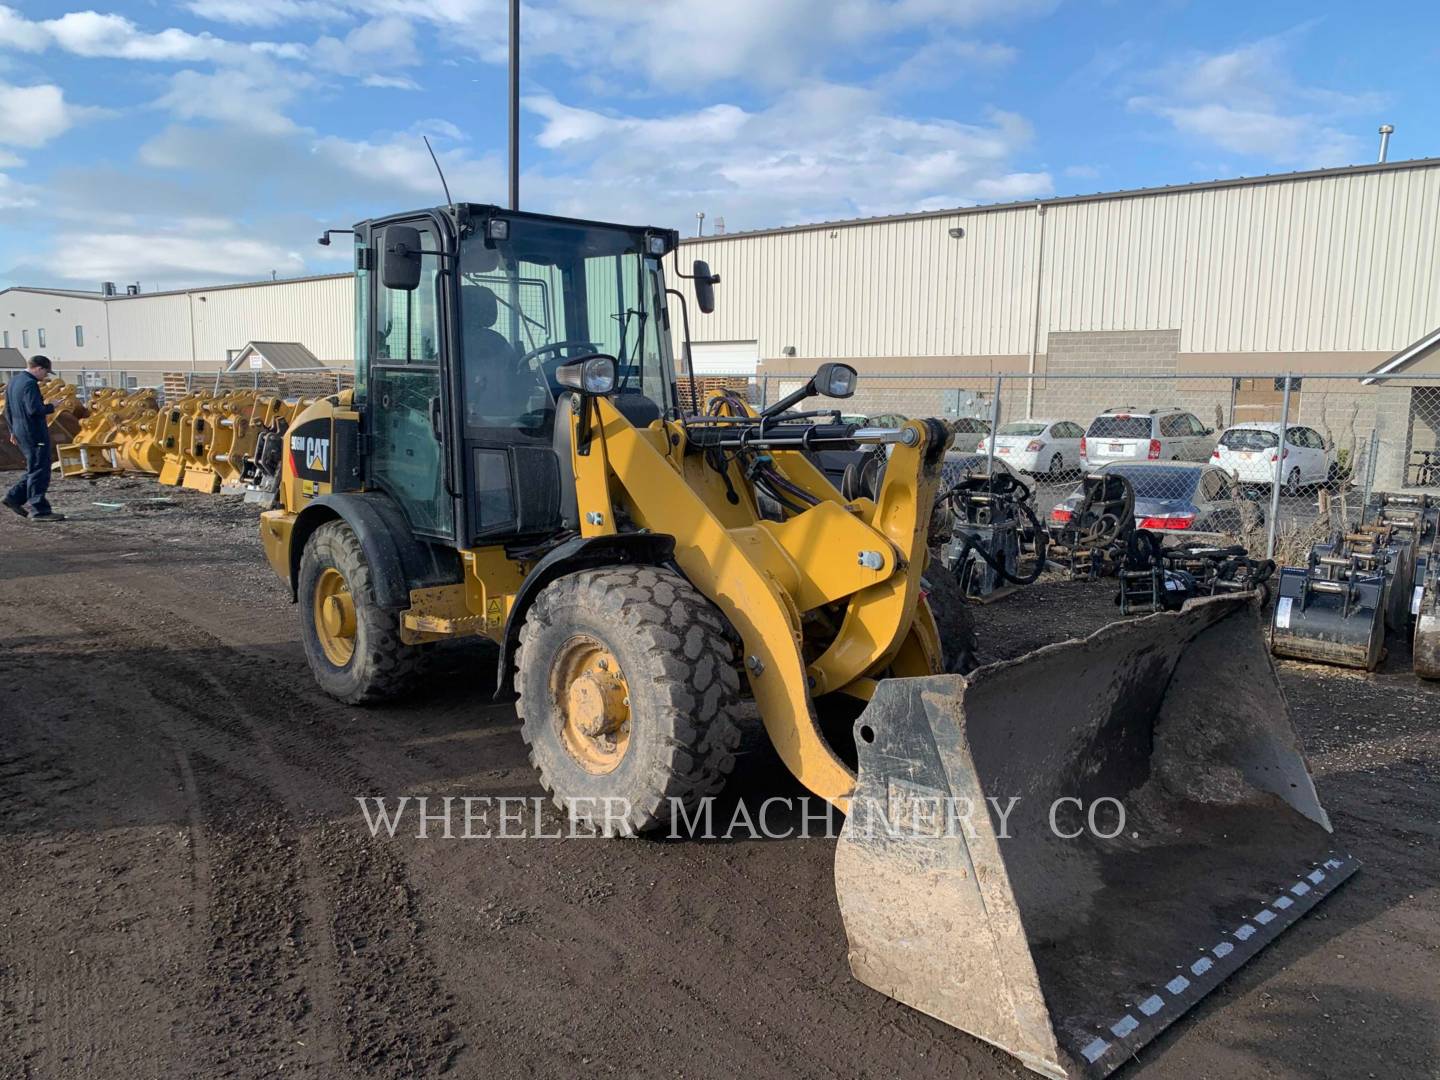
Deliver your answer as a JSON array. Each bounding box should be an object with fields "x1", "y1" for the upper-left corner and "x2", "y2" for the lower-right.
[
  {"x1": 719, "y1": 370, "x2": 1440, "y2": 560},
  {"x1": 8, "y1": 362, "x2": 1438, "y2": 563}
]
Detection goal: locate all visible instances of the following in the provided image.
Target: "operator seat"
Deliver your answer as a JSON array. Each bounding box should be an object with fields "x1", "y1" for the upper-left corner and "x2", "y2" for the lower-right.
[{"x1": 462, "y1": 286, "x2": 538, "y2": 425}]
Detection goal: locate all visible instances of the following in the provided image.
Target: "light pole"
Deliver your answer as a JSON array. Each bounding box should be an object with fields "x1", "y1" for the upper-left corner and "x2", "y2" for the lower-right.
[{"x1": 509, "y1": 0, "x2": 520, "y2": 210}]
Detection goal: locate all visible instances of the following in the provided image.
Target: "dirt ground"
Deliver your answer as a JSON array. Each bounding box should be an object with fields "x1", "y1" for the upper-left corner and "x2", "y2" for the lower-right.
[{"x1": 1, "y1": 473, "x2": 1436, "y2": 1080}]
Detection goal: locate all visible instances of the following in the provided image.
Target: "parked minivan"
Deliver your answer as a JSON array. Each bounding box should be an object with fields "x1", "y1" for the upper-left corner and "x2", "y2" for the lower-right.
[{"x1": 1081, "y1": 407, "x2": 1216, "y2": 467}]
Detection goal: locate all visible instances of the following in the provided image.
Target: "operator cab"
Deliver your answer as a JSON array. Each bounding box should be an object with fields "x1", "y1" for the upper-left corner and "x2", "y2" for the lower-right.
[{"x1": 350, "y1": 204, "x2": 700, "y2": 549}]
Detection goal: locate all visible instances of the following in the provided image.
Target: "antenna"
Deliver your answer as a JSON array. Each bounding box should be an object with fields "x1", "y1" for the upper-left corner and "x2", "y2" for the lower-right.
[{"x1": 424, "y1": 135, "x2": 454, "y2": 206}]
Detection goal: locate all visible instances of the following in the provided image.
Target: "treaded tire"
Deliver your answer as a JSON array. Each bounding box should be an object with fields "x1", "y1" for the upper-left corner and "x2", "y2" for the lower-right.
[
  {"x1": 923, "y1": 548, "x2": 979, "y2": 675},
  {"x1": 515, "y1": 565, "x2": 743, "y2": 836},
  {"x1": 298, "y1": 519, "x2": 422, "y2": 704}
]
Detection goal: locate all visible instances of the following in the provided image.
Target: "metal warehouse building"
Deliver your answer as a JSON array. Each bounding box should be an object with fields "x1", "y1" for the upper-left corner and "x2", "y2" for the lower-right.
[
  {"x1": 680, "y1": 157, "x2": 1440, "y2": 382},
  {"x1": 3, "y1": 157, "x2": 1438, "y2": 392}
]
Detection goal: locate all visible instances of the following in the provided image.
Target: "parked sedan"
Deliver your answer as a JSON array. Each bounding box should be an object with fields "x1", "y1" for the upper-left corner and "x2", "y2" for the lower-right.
[
  {"x1": 973, "y1": 418, "x2": 1085, "y2": 476},
  {"x1": 1212, "y1": 422, "x2": 1337, "y2": 494},
  {"x1": 1049, "y1": 461, "x2": 1263, "y2": 535}
]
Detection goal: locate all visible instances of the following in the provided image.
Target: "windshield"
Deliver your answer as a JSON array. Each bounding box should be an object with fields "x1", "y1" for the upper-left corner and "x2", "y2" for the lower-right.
[
  {"x1": 1101, "y1": 465, "x2": 1199, "y2": 500},
  {"x1": 1087, "y1": 415, "x2": 1151, "y2": 438},
  {"x1": 998, "y1": 422, "x2": 1046, "y2": 436},
  {"x1": 458, "y1": 220, "x2": 672, "y2": 439},
  {"x1": 1220, "y1": 428, "x2": 1278, "y2": 450}
]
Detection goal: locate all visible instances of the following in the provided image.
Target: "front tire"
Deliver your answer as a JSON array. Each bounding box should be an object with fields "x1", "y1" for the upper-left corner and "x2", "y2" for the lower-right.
[
  {"x1": 298, "y1": 520, "x2": 422, "y2": 704},
  {"x1": 515, "y1": 565, "x2": 743, "y2": 836}
]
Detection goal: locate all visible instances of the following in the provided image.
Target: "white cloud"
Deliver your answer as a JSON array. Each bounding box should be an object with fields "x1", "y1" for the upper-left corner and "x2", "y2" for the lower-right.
[
  {"x1": 1128, "y1": 35, "x2": 1380, "y2": 168},
  {"x1": 311, "y1": 15, "x2": 417, "y2": 78},
  {"x1": 51, "y1": 224, "x2": 308, "y2": 282},
  {"x1": 0, "y1": 171, "x2": 36, "y2": 209},
  {"x1": 549, "y1": 0, "x2": 1050, "y2": 88},
  {"x1": 185, "y1": 0, "x2": 347, "y2": 27},
  {"x1": 0, "y1": 5, "x2": 301, "y2": 63},
  {"x1": 362, "y1": 74, "x2": 419, "y2": 89},
  {"x1": 154, "y1": 67, "x2": 308, "y2": 135},
  {"x1": 0, "y1": 81, "x2": 99, "y2": 147},
  {"x1": 524, "y1": 84, "x2": 1050, "y2": 226}
]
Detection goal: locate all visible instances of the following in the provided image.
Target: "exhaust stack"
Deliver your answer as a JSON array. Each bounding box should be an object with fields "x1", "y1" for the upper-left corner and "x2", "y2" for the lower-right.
[{"x1": 1378, "y1": 124, "x2": 1394, "y2": 163}]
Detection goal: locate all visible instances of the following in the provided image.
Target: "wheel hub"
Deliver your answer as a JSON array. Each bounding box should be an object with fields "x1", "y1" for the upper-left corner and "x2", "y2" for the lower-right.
[
  {"x1": 313, "y1": 566, "x2": 357, "y2": 666},
  {"x1": 554, "y1": 640, "x2": 631, "y2": 773}
]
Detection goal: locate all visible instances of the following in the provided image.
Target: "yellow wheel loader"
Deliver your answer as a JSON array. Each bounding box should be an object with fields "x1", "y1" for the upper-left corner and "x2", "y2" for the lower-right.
[{"x1": 262, "y1": 203, "x2": 1355, "y2": 1078}]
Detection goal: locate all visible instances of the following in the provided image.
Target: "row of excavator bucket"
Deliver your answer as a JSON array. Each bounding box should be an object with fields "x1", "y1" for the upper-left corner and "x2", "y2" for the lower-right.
[
  {"x1": 51, "y1": 385, "x2": 312, "y2": 496},
  {"x1": 1270, "y1": 491, "x2": 1439, "y2": 676}
]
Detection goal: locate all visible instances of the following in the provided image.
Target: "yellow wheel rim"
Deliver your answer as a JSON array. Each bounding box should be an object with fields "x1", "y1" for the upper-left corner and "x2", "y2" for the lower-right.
[
  {"x1": 313, "y1": 566, "x2": 358, "y2": 667},
  {"x1": 552, "y1": 637, "x2": 631, "y2": 774}
]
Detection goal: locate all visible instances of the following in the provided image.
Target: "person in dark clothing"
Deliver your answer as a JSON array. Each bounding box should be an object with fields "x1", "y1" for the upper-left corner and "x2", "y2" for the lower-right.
[{"x1": 3, "y1": 355, "x2": 66, "y2": 522}]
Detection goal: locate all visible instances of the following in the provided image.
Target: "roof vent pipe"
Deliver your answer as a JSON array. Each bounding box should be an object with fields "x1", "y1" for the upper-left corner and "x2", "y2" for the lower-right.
[{"x1": 1378, "y1": 124, "x2": 1394, "y2": 163}]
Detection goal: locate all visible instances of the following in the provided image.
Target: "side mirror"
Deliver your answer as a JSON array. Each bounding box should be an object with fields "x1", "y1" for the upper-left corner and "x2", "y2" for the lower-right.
[
  {"x1": 813, "y1": 361, "x2": 857, "y2": 400},
  {"x1": 692, "y1": 259, "x2": 719, "y2": 314},
  {"x1": 381, "y1": 225, "x2": 423, "y2": 291},
  {"x1": 555, "y1": 355, "x2": 617, "y2": 396}
]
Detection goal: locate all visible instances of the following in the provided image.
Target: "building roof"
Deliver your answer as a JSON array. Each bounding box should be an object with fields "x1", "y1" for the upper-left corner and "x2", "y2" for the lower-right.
[
  {"x1": 0, "y1": 286, "x2": 106, "y2": 300},
  {"x1": 0, "y1": 346, "x2": 26, "y2": 367},
  {"x1": 3, "y1": 274, "x2": 350, "y2": 303},
  {"x1": 226, "y1": 341, "x2": 325, "y2": 372},
  {"x1": 1363, "y1": 326, "x2": 1440, "y2": 383},
  {"x1": 681, "y1": 156, "x2": 1440, "y2": 244}
]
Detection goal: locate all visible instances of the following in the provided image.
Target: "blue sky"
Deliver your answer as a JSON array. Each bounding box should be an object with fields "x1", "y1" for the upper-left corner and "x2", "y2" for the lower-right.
[{"x1": 0, "y1": 0, "x2": 1435, "y2": 290}]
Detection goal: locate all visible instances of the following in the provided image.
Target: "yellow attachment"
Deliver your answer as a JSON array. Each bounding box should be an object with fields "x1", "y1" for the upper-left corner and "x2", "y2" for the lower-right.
[
  {"x1": 313, "y1": 566, "x2": 358, "y2": 666},
  {"x1": 552, "y1": 637, "x2": 631, "y2": 773},
  {"x1": 57, "y1": 442, "x2": 124, "y2": 479}
]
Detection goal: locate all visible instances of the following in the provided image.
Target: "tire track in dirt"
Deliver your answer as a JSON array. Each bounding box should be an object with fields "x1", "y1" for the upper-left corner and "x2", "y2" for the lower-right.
[{"x1": 30, "y1": 569, "x2": 462, "y2": 1078}]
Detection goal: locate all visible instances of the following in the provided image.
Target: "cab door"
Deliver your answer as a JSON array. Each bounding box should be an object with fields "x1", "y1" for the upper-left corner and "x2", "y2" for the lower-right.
[{"x1": 366, "y1": 218, "x2": 454, "y2": 539}]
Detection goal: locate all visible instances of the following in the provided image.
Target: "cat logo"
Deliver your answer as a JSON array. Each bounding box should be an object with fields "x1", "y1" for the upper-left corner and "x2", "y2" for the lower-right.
[{"x1": 290, "y1": 433, "x2": 330, "y2": 474}]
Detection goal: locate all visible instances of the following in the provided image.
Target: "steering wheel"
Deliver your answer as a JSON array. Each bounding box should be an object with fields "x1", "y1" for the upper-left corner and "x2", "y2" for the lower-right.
[{"x1": 518, "y1": 340, "x2": 603, "y2": 366}]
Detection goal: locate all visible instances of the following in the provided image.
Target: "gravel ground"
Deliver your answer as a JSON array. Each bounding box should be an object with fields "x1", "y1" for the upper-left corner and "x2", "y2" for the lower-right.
[{"x1": 1, "y1": 471, "x2": 1436, "y2": 1080}]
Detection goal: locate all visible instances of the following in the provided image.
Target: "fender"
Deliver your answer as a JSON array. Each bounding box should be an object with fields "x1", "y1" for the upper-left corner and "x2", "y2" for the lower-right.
[
  {"x1": 287, "y1": 492, "x2": 462, "y2": 609},
  {"x1": 492, "y1": 532, "x2": 676, "y2": 701}
]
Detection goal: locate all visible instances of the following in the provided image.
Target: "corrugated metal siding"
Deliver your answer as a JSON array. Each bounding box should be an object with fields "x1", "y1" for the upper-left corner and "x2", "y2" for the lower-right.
[
  {"x1": 190, "y1": 277, "x2": 354, "y2": 365},
  {"x1": 107, "y1": 293, "x2": 193, "y2": 365},
  {"x1": 677, "y1": 162, "x2": 1440, "y2": 364}
]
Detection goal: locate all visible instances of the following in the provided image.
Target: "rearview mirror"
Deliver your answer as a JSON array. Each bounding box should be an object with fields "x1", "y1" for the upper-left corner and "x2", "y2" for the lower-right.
[
  {"x1": 555, "y1": 355, "x2": 617, "y2": 396},
  {"x1": 381, "y1": 224, "x2": 423, "y2": 291},
  {"x1": 813, "y1": 362, "x2": 857, "y2": 400},
  {"x1": 692, "y1": 259, "x2": 719, "y2": 314}
]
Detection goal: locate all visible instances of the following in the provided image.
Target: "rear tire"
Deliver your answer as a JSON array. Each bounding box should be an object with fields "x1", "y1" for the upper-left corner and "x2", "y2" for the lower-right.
[
  {"x1": 1048, "y1": 452, "x2": 1063, "y2": 478},
  {"x1": 298, "y1": 520, "x2": 422, "y2": 704},
  {"x1": 924, "y1": 550, "x2": 979, "y2": 674},
  {"x1": 515, "y1": 565, "x2": 743, "y2": 836},
  {"x1": 1285, "y1": 467, "x2": 1302, "y2": 497}
]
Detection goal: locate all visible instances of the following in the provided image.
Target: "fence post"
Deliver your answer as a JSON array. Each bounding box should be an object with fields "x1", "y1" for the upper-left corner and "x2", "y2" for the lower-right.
[
  {"x1": 1265, "y1": 372, "x2": 1294, "y2": 558},
  {"x1": 1359, "y1": 427, "x2": 1380, "y2": 524},
  {"x1": 985, "y1": 374, "x2": 1002, "y2": 477}
]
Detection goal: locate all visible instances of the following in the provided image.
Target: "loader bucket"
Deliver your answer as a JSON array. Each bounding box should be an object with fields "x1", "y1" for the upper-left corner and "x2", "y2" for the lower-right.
[{"x1": 834, "y1": 593, "x2": 1357, "y2": 1080}]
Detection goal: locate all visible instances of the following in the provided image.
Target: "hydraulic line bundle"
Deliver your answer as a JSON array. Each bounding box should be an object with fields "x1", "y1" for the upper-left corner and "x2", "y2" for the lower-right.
[
  {"x1": 1118, "y1": 532, "x2": 1275, "y2": 615},
  {"x1": 935, "y1": 469, "x2": 1047, "y2": 599},
  {"x1": 1047, "y1": 472, "x2": 1135, "y2": 579}
]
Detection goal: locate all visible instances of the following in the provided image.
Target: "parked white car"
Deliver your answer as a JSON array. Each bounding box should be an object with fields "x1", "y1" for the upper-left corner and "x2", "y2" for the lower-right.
[
  {"x1": 1212, "y1": 422, "x2": 1337, "y2": 494},
  {"x1": 973, "y1": 419, "x2": 1085, "y2": 476},
  {"x1": 1081, "y1": 408, "x2": 1216, "y2": 467}
]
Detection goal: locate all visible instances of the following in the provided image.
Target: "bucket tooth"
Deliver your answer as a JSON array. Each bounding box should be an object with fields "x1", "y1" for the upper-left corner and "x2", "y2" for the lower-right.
[{"x1": 835, "y1": 593, "x2": 1357, "y2": 1079}]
